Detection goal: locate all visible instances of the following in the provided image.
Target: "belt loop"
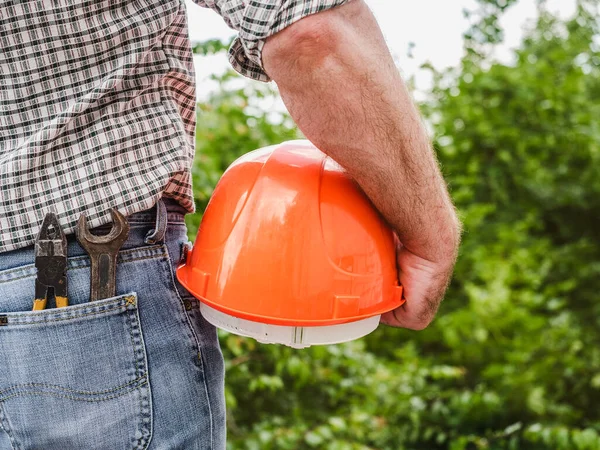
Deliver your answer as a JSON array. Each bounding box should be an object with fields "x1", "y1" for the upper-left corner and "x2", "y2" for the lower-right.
[{"x1": 145, "y1": 199, "x2": 168, "y2": 245}]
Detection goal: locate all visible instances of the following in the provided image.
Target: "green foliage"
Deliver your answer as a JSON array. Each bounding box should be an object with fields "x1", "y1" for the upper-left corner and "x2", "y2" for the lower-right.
[
  {"x1": 191, "y1": 38, "x2": 232, "y2": 56},
  {"x1": 188, "y1": 2, "x2": 600, "y2": 448},
  {"x1": 463, "y1": 0, "x2": 521, "y2": 50},
  {"x1": 185, "y1": 42, "x2": 299, "y2": 236}
]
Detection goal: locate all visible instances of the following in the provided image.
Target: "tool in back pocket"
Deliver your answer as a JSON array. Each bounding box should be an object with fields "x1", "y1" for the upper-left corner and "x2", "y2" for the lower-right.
[
  {"x1": 76, "y1": 209, "x2": 130, "y2": 302},
  {"x1": 33, "y1": 213, "x2": 68, "y2": 311}
]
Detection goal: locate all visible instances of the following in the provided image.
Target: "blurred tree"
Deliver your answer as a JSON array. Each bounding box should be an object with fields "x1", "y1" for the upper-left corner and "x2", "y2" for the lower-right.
[
  {"x1": 187, "y1": 1, "x2": 600, "y2": 448},
  {"x1": 185, "y1": 42, "x2": 299, "y2": 237}
]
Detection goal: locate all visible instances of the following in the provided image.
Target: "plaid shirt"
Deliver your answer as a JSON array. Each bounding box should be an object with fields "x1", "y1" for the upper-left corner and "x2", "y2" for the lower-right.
[{"x1": 0, "y1": 0, "x2": 346, "y2": 253}]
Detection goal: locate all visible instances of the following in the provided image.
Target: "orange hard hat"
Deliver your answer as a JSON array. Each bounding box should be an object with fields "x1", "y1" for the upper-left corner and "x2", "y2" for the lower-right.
[{"x1": 177, "y1": 140, "x2": 404, "y2": 347}]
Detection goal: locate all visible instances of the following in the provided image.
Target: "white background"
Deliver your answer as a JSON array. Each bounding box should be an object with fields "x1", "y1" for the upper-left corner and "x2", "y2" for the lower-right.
[{"x1": 185, "y1": 0, "x2": 577, "y2": 97}]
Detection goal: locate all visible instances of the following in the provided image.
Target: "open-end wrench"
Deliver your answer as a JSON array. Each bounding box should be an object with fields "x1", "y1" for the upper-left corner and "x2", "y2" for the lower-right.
[{"x1": 76, "y1": 209, "x2": 130, "y2": 302}]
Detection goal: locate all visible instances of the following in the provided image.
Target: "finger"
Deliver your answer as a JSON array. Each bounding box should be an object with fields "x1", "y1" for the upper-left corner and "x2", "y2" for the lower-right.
[
  {"x1": 380, "y1": 247, "x2": 446, "y2": 330},
  {"x1": 380, "y1": 299, "x2": 437, "y2": 330}
]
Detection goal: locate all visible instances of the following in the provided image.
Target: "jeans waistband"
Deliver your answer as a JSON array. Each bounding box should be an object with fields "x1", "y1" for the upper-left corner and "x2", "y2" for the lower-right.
[
  {"x1": 0, "y1": 198, "x2": 187, "y2": 271},
  {"x1": 121, "y1": 198, "x2": 187, "y2": 225}
]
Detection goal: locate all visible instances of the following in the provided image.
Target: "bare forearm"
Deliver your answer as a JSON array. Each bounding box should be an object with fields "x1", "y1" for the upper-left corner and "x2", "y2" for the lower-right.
[{"x1": 263, "y1": 0, "x2": 460, "y2": 266}]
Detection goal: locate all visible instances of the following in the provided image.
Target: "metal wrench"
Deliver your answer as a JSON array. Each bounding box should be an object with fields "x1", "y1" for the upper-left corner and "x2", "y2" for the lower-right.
[{"x1": 76, "y1": 209, "x2": 130, "y2": 302}]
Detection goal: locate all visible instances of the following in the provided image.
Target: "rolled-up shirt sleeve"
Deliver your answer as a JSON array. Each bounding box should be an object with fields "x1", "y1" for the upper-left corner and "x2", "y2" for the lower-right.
[{"x1": 194, "y1": 0, "x2": 349, "y2": 82}]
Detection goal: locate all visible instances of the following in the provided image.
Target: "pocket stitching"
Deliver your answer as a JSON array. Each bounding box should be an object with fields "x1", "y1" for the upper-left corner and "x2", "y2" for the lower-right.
[
  {"x1": 126, "y1": 280, "x2": 153, "y2": 449},
  {"x1": 0, "y1": 295, "x2": 148, "y2": 403},
  {"x1": 0, "y1": 380, "x2": 149, "y2": 404},
  {"x1": 0, "y1": 270, "x2": 37, "y2": 285},
  {"x1": 0, "y1": 374, "x2": 147, "y2": 399},
  {"x1": 0, "y1": 288, "x2": 152, "y2": 448},
  {"x1": 0, "y1": 293, "x2": 153, "y2": 448},
  {"x1": 125, "y1": 294, "x2": 145, "y2": 382},
  {"x1": 0, "y1": 302, "x2": 128, "y2": 327},
  {"x1": 0, "y1": 245, "x2": 167, "y2": 285},
  {"x1": 0, "y1": 372, "x2": 148, "y2": 403}
]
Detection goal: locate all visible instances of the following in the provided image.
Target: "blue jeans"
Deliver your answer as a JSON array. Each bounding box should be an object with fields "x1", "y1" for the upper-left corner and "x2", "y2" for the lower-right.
[{"x1": 0, "y1": 200, "x2": 226, "y2": 449}]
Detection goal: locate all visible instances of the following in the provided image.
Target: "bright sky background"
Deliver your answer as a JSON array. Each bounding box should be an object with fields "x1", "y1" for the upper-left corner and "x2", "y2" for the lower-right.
[{"x1": 185, "y1": 0, "x2": 577, "y2": 98}]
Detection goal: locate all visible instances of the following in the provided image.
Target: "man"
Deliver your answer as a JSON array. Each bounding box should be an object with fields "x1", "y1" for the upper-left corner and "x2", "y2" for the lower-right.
[{"x1": 0, "y1": 0, "x2": 460, "y2": 448}]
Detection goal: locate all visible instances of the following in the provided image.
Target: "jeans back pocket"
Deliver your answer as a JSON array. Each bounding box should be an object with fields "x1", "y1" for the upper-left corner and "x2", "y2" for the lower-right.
[{"x1": 0, "y1": 294, "x2": 152, "y2": 450}]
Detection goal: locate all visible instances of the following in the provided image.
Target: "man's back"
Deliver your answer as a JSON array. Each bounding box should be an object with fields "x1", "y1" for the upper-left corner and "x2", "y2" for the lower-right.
[
  {"x1": 0, "y1": 0, "x2": 459, "y2": 447},
  {"x1": 1, "y1": 0, "x2": 196, "y2": 252}
]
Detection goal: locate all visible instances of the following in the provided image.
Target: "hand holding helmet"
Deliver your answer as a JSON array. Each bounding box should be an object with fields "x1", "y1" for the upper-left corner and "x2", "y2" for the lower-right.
[{"x1": 177, "y1": 140, "x2": 405, "y2": 347}]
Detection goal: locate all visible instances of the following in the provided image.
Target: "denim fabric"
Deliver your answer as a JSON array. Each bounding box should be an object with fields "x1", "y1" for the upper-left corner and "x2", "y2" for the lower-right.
[{"x1": 0, "y1": 200, "x2": 226, "y2": 449}]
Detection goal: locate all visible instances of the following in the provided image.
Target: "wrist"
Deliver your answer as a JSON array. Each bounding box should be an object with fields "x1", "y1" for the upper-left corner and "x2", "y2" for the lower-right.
[{"x1": 399, "y1": 208, "x2": 461, "y2": 268}]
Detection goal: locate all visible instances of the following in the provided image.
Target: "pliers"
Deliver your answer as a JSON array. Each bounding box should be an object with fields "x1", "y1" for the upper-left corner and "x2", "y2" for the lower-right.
[{"x1": 33, "y1": 213, "x2": 68, "y2": 310}]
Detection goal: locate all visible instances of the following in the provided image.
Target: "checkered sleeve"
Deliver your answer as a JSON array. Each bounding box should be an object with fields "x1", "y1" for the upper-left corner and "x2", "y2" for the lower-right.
[{"x1": 194, "y1": 0, "x2": 350, "y2": 82}]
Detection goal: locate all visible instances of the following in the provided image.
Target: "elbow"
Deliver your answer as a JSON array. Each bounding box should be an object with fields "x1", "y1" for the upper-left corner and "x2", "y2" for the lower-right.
[
  {"x1": 444, "y1": 208, "x2": 463, "y2": 263},
  {"x1": 262, "y1": 9, "x2": 346, "y2": 78}
]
